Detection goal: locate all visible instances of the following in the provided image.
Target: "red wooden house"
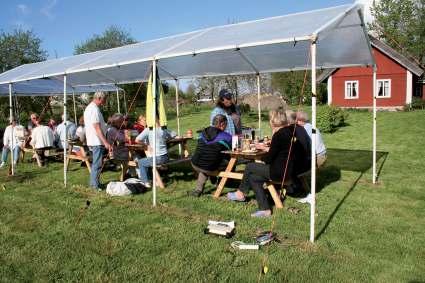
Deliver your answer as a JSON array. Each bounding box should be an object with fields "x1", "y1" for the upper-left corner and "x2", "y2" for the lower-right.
[{"x1": 318, "y1": 36, "x2": 424, "y2": 109}]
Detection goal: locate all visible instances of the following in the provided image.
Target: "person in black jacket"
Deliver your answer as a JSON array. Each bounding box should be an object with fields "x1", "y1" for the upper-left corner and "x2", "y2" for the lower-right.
[
  {"x1": 189, "y1": 114, "x2": 232, "y2": 197},
  {"x1": 227, "y1": 110, "x2": 302, "y2": 217}
]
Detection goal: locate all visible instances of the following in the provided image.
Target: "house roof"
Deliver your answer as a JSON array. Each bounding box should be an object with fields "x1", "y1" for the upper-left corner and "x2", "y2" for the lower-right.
[{"x1": 317, "y1": 35, "x2": 424, "y2": 82}]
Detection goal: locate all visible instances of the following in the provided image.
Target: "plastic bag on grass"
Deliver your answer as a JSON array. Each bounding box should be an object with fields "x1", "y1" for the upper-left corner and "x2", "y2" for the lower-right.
[{"x1": 106, "y1": 178, "x2": 147, "y2": 196}]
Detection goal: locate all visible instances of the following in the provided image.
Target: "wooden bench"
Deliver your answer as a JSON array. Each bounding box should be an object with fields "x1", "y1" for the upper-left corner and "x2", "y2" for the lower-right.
[
  {"x1": 264, "y1": 180, "x2": 287, "y2": 209},
  {"x1": 65, "y1": 141, "x2": 91, "y2": 173}
]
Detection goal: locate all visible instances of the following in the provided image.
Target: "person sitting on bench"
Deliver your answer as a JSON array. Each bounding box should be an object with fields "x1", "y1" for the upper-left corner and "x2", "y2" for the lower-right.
[
  {"x1": 189, "y1": 114, "x2": 232, "y2": 197},
  {"x1": 30, "y1": 117, "x2": 55, "y2": 166},
  {"x1": 134, "y1": 120, "x2": 172, "y2": 188},
  {"x1": 227, "y1": 110, "x2": 296, "y2": 218}
]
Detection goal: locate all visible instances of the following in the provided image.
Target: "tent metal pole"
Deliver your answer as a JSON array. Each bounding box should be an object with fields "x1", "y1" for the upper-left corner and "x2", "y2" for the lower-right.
[
  {"x1": 310, "y1": 40, "x2": 317, "y2": 243},
  {"x1": 152, "y1": 60, "x2": 157, "y2": 207},
  {"x1": 175, "y1": 79, "x2": 182, "y2": 155},
  {"x1": 9, "y1": 83, "x2": 14, "y2": 175},
  {"x1": 72, "y1": 91, "x2": 77, "y2": 124},
  {"x1": 63, "y1": 75, "x2": 68, "y2": 187},
  {"x1": 256, "y1": 74, "x2": 261, "y2": 132},
  {"x1": 116, "y1": 88, "x2": 120, "y2": 113},
  {"x1": 373, "y1": 67, "x2": 377, "y2": 184},
  {"x1": 123, "y1": 90, "x2": 128, "y2": 113}
]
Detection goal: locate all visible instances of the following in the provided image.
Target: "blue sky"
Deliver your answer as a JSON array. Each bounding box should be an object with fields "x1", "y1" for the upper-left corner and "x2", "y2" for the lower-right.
[{"x1": 1, "y1": 0, "x2": 355, "y2": 59}]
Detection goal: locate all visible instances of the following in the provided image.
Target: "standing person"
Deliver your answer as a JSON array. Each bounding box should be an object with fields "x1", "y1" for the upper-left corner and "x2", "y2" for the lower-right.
[
  {"x1": 55, "y1": 114, "x2": 77, "y2": 149},
  {"x1": 210, "y1": 89, "x2": 242, "y2": 135},
  {"x1": 296, "y1": 111, "x2": 327, "y2": 168},
  {"x1": 84, "y1": 91, "x2": 112, "y2": 190},
  {"x1": 0, "y1": 119, "x2": 23, "y2": 169},
  {"x1": 30, "y1": 117, "x2": 55, "y2": 166},
  {"x1": 189, "y1": 114, "x2": 232, "y2": 197},
  {"x1": 227, "y1": 110, "x2": 296, "y2": 217},
  {"x1": 134, "y1": 121, "x2": 171, "y2": 188}
]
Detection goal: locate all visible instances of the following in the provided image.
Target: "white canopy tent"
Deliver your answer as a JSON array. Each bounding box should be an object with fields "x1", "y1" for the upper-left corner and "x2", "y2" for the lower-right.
[{"x1": 0, "y1": 3, "x2": 377, "y2": 242}]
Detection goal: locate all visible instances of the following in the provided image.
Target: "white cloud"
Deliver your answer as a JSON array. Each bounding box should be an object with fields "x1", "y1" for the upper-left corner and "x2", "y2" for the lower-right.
[
  {"x1": 40, "y1": 0, "x2": 58, "y2": 20},
  {"x1": 12, "y1": 20, "x2": 32, "y2": 31},
  {"x1": 17, "y1": 4, "x2": 31, "y2": 15}
]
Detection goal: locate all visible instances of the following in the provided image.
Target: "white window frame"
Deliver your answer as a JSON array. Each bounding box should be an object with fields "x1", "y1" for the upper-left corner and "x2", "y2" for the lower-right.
[
  {"x1": 376, "y1": 79, "x2": 391, "y2": 98},
  {"x1": 345, "y1": 80, "x2": 359, "y2": 99}
]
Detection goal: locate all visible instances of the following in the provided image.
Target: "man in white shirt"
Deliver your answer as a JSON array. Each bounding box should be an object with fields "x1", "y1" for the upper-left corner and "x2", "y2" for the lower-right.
[
  {"x1": 84, "y1": 91, "x2": 112, "y2": 190},
  {"x1": 296, "y1": 111, "x2": 327, "y2": 168},
  {"x1": 0, "y1": 119, "x2": 23, "y2": 168},
  {"x1": 55, "y1": 114, "x2": 77, "y2": 149},
  {"x1": 30, "y1": 118, "x2": 55, "y2": 167}
]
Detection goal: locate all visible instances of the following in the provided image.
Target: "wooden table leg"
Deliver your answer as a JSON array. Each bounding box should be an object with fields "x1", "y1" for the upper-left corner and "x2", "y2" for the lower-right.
[{"x1": 213, "y1": 157, "x2": 237, "y2": 198}]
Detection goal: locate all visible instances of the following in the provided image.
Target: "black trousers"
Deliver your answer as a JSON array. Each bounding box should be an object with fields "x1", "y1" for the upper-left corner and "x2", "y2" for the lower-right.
[{"x1": 239, "y1": 162, "x2": 272, "y2": 210}]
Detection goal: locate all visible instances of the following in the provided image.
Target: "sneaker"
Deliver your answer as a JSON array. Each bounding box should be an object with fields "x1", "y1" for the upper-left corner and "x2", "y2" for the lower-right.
[
  {"x1": 142, "y1": 182, "x2": 151, "y2": 188},
  {"x1": 251, "y1": 210, "x2": 272, "y2": 218},
  {"x1": 297, "y1": 193, "x2": 312, "y2": 204},
  {"x1": 188, "y1": 189, "x2": 203, "y2": 197},
  {"x1": 0, "y1": 162, "x2": 5, "y2": 169},
  {"x1": 227, "y1": 192, "x2": 246, "y2": 202}
]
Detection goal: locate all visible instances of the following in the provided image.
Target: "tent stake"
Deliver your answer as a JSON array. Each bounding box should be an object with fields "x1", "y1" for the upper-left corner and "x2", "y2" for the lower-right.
[{"x1": 310, "y1": 41, "x2": 317, "y2": 243}]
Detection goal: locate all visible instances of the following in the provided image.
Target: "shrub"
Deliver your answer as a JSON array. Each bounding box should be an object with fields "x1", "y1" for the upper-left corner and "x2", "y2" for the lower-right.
[
  {"x1": 238, "y1": 103, "x2": 251, "y2": 114},
  {"x1": 404, "y1": 97, "x2": 425, "y2": 111},
  {"x1": 317, "y1": 105, "x2": 348, "y2": 133}
]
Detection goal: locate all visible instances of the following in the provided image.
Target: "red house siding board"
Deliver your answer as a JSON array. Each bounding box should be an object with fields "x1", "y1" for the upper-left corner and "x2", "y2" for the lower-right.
[{"x1": 331, "y1": 47, "x2": 408, "y2": 107}]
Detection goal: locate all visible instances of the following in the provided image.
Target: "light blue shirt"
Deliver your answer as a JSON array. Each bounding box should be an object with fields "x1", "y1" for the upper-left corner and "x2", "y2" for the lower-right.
[
  {"x1": 210, "y1": 107, "x2": 235, "y2": 135},
  {"x1": 135, "y1": 127, "x2": 171, "y2": 157},
  {"x1": 303, "y1": 123, "x2": 326, "y2": 155}
]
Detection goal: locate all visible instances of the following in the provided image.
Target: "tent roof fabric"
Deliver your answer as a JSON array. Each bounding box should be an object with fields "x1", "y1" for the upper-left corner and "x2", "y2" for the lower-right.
[
  {"x1": 0, "y1": 3, "x2": 374, "y2": 87},
  {"x1": 0, "y1": 79, "x2": 122, "y2": 96}
]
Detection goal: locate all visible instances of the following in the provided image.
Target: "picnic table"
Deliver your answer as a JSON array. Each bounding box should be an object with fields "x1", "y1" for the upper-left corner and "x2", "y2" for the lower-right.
[{"x1": 213, "y1": 149, "x2": 268, "y2": 198}]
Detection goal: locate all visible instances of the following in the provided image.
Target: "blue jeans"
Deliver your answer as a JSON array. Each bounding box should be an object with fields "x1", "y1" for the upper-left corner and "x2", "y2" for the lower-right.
[
  {"x1": 89, "y1": 145, "x2": 107, "y2": 189},
  {"x1": 137, "y1": 154, "x2": 169, "y2": 183},
  {"x1": 1, "y1": 146, "x2": 20, "y2": 164}
]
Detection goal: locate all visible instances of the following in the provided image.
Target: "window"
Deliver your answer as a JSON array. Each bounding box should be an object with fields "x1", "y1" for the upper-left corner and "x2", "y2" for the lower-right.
[
  {"x1": 345, "y1": 81, "x2": 359, "y2": 99},
  {"x1": 377, "y1": 79, "x2": 391, "y2": 98}
]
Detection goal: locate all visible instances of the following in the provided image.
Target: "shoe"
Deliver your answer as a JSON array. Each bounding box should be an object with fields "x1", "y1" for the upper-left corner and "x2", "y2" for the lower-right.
[
  {"x1": 251, "y1": 210, "x2": 272, "y2": 218},
  {"x1": 297, "y1": 193, "x2": 312, "y2": 204},
  {"x1": 0, "y1": 162, "x2": 5, "y2": 169},
  {"x1": 142, "y1": 182, "x2": 151, "y2": 188},
  {"x1": 209, "y1": 176, "x2": 218, "y2": 185},
  {"x1": 188, "y1": 189, "x2": 203, "y2": 197},
  {"x1": 227, "y1": 192, "x2": 246, "y2": 202}
]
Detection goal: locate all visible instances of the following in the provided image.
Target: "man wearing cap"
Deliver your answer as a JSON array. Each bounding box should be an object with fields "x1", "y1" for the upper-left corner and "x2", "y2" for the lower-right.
[
  {"x1": 210, "y1": 89, "x2": 241, "y2": 135},
  {"x1": 84, "y1": 91, "x2": 112, "y2": 190}
]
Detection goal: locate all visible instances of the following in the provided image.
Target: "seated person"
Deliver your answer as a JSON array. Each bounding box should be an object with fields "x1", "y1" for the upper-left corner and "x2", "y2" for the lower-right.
[
  {"x1": 134, "y1": 120, "x2": 171, "y2": 188},
  {"x1": 189, "y1": 114, "x2": 232, "y2": 197},
  {"x1": 227, "y1": 110, "x2": 295, "y2": 218},
  {"x1": 0, "y1": 119, "x2": 23, "y2": 169},
  {"x1": 106, "y1": 114, "x2": 129, "y2": 162},
  {"x1": 75, "y1": 116, "x2": 86, "y2": 144},
  {"x1": 30, "y1": 117, "x2": 55, "y2": 166},
  {"x1": 55, "y1": 114, "x2": 77, "y2": 149},
  {"x1": 133, "y1": 114, "x2": 146, "y2": 133},
  {"x1": 296, "y1": 111, "x2": 326, "y2": 168}
]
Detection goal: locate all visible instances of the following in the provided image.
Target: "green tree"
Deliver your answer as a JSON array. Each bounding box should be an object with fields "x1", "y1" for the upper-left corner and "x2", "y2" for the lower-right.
[
  {"x1": 0, "y1": 29, "x2": 48, "y2": 123},
  {"x1": 369, "y1": 0, "x2": 425, "y2": 67},
  {"x1": 74, "y1": 25, "x2": 137, "y2": 55}
]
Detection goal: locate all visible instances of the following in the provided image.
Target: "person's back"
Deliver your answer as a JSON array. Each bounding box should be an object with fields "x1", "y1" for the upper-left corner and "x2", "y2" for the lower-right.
[
  {"x1": 56, "y1": 120, "x2": 77, "y2": 149},
  {"x1": 31, "y1": 125, "x2": 54, "y2": 149},
  {"x1": 84, "y1": 101, "x2": 106, "y2": 147},
  {"x1": 191, "y1": 126, "x2": 232, "y2": 171},
  {"x1": 136, "y1": 127, "x2": 171, "y2": 157}
]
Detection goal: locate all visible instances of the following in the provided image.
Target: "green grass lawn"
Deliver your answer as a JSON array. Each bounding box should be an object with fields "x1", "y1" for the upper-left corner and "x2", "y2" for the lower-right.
[{"x1": 1, "y1": 108, "x2": 424, "y2": 282}]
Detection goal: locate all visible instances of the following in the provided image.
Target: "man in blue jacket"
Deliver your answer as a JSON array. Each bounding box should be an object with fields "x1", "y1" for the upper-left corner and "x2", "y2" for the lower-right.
[{"x1": 189, "y1": 114, "x2": 232, "y2": 197}]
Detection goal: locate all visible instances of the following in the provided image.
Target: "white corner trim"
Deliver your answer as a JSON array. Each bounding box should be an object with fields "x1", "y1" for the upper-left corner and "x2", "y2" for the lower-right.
[
  {"x1": 406, "y1": 70, "x2": 412, "y2": 104},
  {"x1": 327, "y1": 75, "x2": 332, "y2": 105}
]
